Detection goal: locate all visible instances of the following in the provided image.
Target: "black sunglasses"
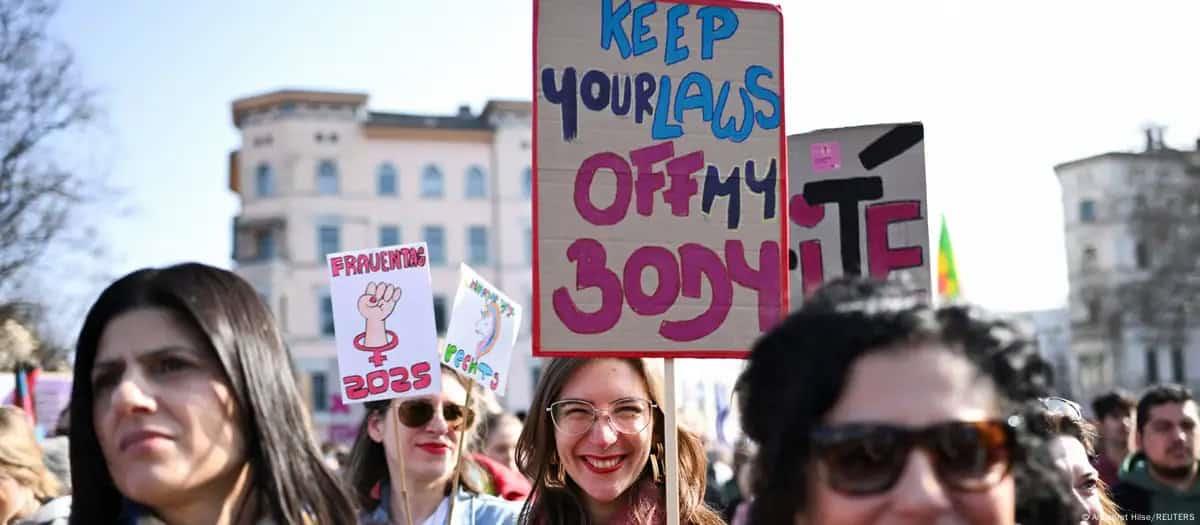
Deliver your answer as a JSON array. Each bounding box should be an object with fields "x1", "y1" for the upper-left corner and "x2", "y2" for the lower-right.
[
  {"x1": 394, "y1": 399, "x2": 474, "y2": 430},
  {"x1": 810, "y1": 419, "x2": 1019, "y2": 496}
]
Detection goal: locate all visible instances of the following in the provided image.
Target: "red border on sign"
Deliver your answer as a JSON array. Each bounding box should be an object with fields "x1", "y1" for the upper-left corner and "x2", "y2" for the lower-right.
[{"x1": 531, "y1": 0, "x2": 787, "y2": 359}]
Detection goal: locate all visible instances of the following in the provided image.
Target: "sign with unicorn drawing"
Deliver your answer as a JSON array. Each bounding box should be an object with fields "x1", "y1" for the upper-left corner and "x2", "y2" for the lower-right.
[{"x1": 440, "y1": 264, "x2": 523, "y2": 394}]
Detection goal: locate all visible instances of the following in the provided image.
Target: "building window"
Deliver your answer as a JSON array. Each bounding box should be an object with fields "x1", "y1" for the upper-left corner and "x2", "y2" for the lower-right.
[
  {"x1": 1081, "y1": 245, "x2": 1097, "y2": 271},
  {"x1": 1086, "y1": 296, "x2": 1101, "y2": 324},
  {"x1": 1172, "y1": 347, "x2": 1186, "y2": 383},
  {"x1": 379, "y1": 225, "x2": 400, "y2": 247},
  {"x1": 317, "y1": 159, "x2": 339, "y2": 195},
  {"x1": 424, "y1": 226, "x2": 446, "y2": 266},
  {"x1": 523, "y1": 166, "x2": 532, "y2": 198},
  {"x1": 377, "y1": 163, "x2": 398, "y2": 196},
  {"x1": 421, "y1": 165, "x2": 444, "y2": 198},
  {"x1": 467, "y1": 226, "x2": 489, "y2": 265},
  {"x1": 465, "y1": 165, "x2": 487, "y2": 198},
  {"x1": 319, "y1": 293, "x2": 334, "y2": 336},
  {"x1": 255, "y1": 230, "x2": 275, "y2": 261},
  {"x1": 255, "y1": 163, "x2": 275, "y2": 197},
  {"x1": 524, "y1": 225, "x2": 532, "y2": 265},
  {"x1": 311, "y1": 372, "x2": 328, "y2": 411},
  {"x1": 1135, "y1": 241, "x2": 1150, "y2": 269},
  {"x1": 1079, "y1": 200, "x2": 1096, "y2": 223},
  {"x1": 317, "y1": 225, "x2": 340, "y2": 259},
  {"x1": 433, "y1": 295, "x2": 447, "y2": 334},
  {"x1": 1147, "y1": 347, "x2": 1160, "y2": 383}
]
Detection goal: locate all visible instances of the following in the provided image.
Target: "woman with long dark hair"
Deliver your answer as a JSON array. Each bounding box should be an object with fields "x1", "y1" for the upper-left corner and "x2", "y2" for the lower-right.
[
  {"x1": 69, "y1": 263, "x2": 357, "y2": 524},
  {"x1": 516, "y1": 357, "x2": 723, "y2": 525}
]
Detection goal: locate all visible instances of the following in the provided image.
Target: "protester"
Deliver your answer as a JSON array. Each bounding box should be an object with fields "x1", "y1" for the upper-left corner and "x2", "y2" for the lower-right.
[
  {"x1": 720, "y1": 438, "x2": 756, "y2": 525},
  {"x1": 472, "y1": 412, "x2": 532, "y2": 501},
  {"x1": 1111, "y1": 384, "x2": 1200, "y2": 521},
  {"x1": 482, "y1": 412, "x2": 524, "y2": 474},
  {"x1": 0, "y1": 406, "x2": 69, "y2": 525},
  {"x1": 515, "y1": 357, "x2": 724, "y2": 525},
  {"x1": 736, "y1": 277, "x2": 1077, "y2": 525},
  {"x1": 1091, "y1": 390, "x2": 1136, "y2": 488},
  {"x1": 346, "y1": 365, "x2": 521, "y2": 524},
  {"x1": 1030, "y1": 398, "x2": 1125, "y2": 525},
  {"x1": 68, "y1": 263, "x2": 357, "y2": 524}
]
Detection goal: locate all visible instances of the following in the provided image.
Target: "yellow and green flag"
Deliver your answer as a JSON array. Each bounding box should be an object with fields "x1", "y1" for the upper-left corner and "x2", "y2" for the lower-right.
[{"x1": 937, "y1": 216, "x2": 961, "y2": 300}]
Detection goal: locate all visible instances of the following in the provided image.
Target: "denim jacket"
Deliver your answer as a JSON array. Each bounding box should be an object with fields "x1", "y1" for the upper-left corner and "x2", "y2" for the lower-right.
[{"x1": 360, "y1": 482, "x2": 521, "y2": 525}]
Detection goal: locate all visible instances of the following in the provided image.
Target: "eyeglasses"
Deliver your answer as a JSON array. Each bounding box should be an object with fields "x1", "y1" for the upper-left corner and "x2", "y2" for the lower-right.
[
  {"x1": 1040, "y1": 396, "x2": 1084, "y2": 420},
  {"x1": 547, "y1": 398, "x2": 657, "y2": 435},
  {"x1": 810, "y1": 419, "x2": 1019, "y2": 496},
  {"x1": 395, "y1": 399, "x2": 474, "y2": 430}
]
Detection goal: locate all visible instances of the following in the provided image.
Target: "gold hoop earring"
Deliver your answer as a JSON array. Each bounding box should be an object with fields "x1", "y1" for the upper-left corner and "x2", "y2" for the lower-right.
[
  {"x1": 546, "y1": 453, "x2": 566, "y2": 488},
  {"x1": 650, "y1": 442, "x2": 665, "y2": 484}
]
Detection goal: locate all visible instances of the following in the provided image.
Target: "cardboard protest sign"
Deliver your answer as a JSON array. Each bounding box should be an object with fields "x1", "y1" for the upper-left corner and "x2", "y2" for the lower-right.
[
  {"x1": 327, "y1": 243, "x2": 440, "y2": 403},
  {"x1": 533, "y1": 0, "x2": 787, "y2": 358},
  {"x1": 787, "y1": 123, "x2": 929, "y2": 301},
  {"x1": 440, "y1": 264, "x2": 523, "y2": 394}
]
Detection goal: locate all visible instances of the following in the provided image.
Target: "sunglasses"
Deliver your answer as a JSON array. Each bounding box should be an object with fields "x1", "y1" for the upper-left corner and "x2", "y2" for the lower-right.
[
  {"x1": 810, "y1": 419, "x2": 1019, "y2": 496},
  {"x1": 394, "y1": 399, "x2": 475, "y2": 430}
]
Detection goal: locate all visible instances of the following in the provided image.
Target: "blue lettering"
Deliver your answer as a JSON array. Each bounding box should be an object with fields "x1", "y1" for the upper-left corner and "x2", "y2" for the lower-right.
[
  {"x1": 542, "y1": 67, "x2": 578, "y2": 141},
  {"x1": 665, "y1": 4, "x2": 689, "y2": 65},
  {"x1": 745, "y1": 158, "x2": 777, "y2": 220},
  {"x1": 631, "y1": 2, "x2": 658, "y2": 56},
  {"x1": 580, "y1": 70, "x2": 611, "y2": 111},
  {"x1": 702, "y1": 164, "x2": 741, "y2": 229},
  {"x1": 601, "y1": 0, "x2": 633, "y2": 58},
  {"x1": 711, "y1": 82, "x2": 753, "y2": 143},
  {"x1": 634, "y1": 73, "x2": 657, "y2": 124},
  {"x1": 673, "y1": 72, "x2": 713, "y2": 124},
  {"x1": 651, "y1": 75, "x2": 683, "y2": 139},
  {"x1": 611, "y1": 74, "x2": 632, "y2": 116},
  {"x1": 746, "y1": 65, "x2": 781, "y2": 130},
  {"x1": 697, "y1": 7, "x2": 738, "y2": 60}
]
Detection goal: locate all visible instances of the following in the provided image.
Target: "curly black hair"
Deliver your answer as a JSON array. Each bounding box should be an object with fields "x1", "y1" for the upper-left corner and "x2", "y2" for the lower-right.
[{"x1": 736, "y1": 277, "x2": 1074, "y2": 524}]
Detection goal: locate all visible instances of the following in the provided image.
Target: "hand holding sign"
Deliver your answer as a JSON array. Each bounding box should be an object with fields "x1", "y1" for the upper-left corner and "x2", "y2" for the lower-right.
[{"x1": 356, "y1": 282, "x2": 401, "y2": 366}]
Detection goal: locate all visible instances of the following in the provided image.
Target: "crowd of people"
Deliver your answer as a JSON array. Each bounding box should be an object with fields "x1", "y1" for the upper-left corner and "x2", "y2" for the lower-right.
[{"x1": 1, "y1": 263, "x2": 1198, "y2": 524}]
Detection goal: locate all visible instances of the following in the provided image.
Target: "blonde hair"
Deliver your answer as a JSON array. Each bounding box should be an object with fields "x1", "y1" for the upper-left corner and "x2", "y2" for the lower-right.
[{"x1": 0, "y1": 406, "x2": 60, "y2": 501}]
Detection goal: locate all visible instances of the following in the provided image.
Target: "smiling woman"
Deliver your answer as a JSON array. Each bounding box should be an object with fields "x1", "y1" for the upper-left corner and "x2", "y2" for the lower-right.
[
  {"x1": 68, "y1": 263, "x2": 357, "y2": 525},
  {"x1": 516, "y1": 358, "x2": 724, "y2": 525}
]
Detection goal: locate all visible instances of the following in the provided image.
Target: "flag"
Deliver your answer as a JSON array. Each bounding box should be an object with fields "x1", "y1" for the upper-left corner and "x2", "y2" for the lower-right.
[
  {"x1": 938, "y1": 216, "x2": 961, "y2": 300},
  {"x1": 13, "y1": 368, "x2": 36, "y2": 425}
]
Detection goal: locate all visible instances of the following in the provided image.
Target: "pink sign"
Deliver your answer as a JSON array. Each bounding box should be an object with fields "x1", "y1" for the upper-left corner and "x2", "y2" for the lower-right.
[{"x1": 810, "y1": 142, "x2": 842, "y2": 173}]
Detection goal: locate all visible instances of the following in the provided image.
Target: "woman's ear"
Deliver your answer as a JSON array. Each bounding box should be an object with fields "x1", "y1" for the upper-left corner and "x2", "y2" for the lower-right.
[{"x1": 367, "y1": 407, "x2": 387, "y2": 443}]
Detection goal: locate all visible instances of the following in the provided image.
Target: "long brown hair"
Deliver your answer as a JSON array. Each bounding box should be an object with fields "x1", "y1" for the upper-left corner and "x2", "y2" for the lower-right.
[
  {"x1": 0, "y1": 406, "x2": 60, "y2": 502},
  {"x1": 345, "y1": 365, "x2": 489, "y2": 510},
  {"x1": 515, "y1": 357, "x2": 723, "y2": 525},
  {"x1": 1036, "y1": 412, "x2": 1125, "y2": 525}
]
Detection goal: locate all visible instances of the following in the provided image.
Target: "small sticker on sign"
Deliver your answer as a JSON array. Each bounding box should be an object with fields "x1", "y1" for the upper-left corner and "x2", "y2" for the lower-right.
[{"x1": 811, "y1": 142, "x2": 842, "y2": 173}]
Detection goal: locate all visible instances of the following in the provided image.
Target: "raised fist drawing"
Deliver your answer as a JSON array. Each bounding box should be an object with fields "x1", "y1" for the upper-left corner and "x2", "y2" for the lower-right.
[{"x1": 357, "y1": 282, "x2": 401, "y2": 356}]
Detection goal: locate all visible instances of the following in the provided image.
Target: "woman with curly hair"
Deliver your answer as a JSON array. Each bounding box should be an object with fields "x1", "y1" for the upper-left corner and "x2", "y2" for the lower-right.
[{"x1": 736, "y1": 277, "x2": 1078, "y2": 525}]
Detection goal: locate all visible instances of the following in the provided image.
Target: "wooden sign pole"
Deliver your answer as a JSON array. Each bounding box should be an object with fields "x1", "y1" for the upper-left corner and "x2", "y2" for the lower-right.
[
  {"x1": 394, "y1": 405, "x2": 416, "y2": 525},
  {"x1": 664, "y1": 358, "x2": 680, "y2": 525},
  {"x1": 445, "y1": 386, "x2": 474, "y2": 525}
]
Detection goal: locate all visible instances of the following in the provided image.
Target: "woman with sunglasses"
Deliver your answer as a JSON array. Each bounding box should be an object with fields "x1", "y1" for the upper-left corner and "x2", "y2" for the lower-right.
[
  {"x1": 346, "y1": 365, "x2": 521, "y2": 525},
  {"x1": 515, "y1": 357, "x2": 724, "y2": 525},
  {"x1": 69, "y1": 263, "x2": 357, "y2": 524},
  {"x1": 737, "y1": 277, "x2": 1078, "y2": 525},
  {"x1": 1030, "y1": 399, "x2": 1126, "y2": 525}
]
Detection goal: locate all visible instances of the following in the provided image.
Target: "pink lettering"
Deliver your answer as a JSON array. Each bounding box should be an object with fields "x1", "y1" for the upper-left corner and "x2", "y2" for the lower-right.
[
  {"x1": 866, "y1": 201, "x2": 924, "y2": 280},
  {"x1": 575, "y1": 152, "x2": 632, "y2": 226}
]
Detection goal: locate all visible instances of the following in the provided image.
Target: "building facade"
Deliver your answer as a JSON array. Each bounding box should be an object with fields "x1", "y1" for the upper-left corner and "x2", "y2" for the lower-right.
[
  {"x1": 227, "y1": 90, "x2": 533, "y2": 443},
  {"x1": 1055, "y1": 130, "x2": 1200, "y2": 405}
]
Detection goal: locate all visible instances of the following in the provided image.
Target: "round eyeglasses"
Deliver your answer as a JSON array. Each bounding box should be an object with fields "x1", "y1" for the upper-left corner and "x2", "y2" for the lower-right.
[{"x1": 547, "y1": 398, "x2": 657, "y2": 435}]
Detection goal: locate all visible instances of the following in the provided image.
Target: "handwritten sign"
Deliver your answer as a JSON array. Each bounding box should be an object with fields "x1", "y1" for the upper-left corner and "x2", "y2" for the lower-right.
[
  {"x1": 327, "y1": 242, "x2": 440, "y2": 403},
  {"x1": 788, "y1": 123, "x2": 929, "y2": 300},
  {"x1": 534, "y1": 0, "x2": 787, "y2": 357},
  {"x1": 440, "y1": 264, "x2": 523, "y2": 394}
]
